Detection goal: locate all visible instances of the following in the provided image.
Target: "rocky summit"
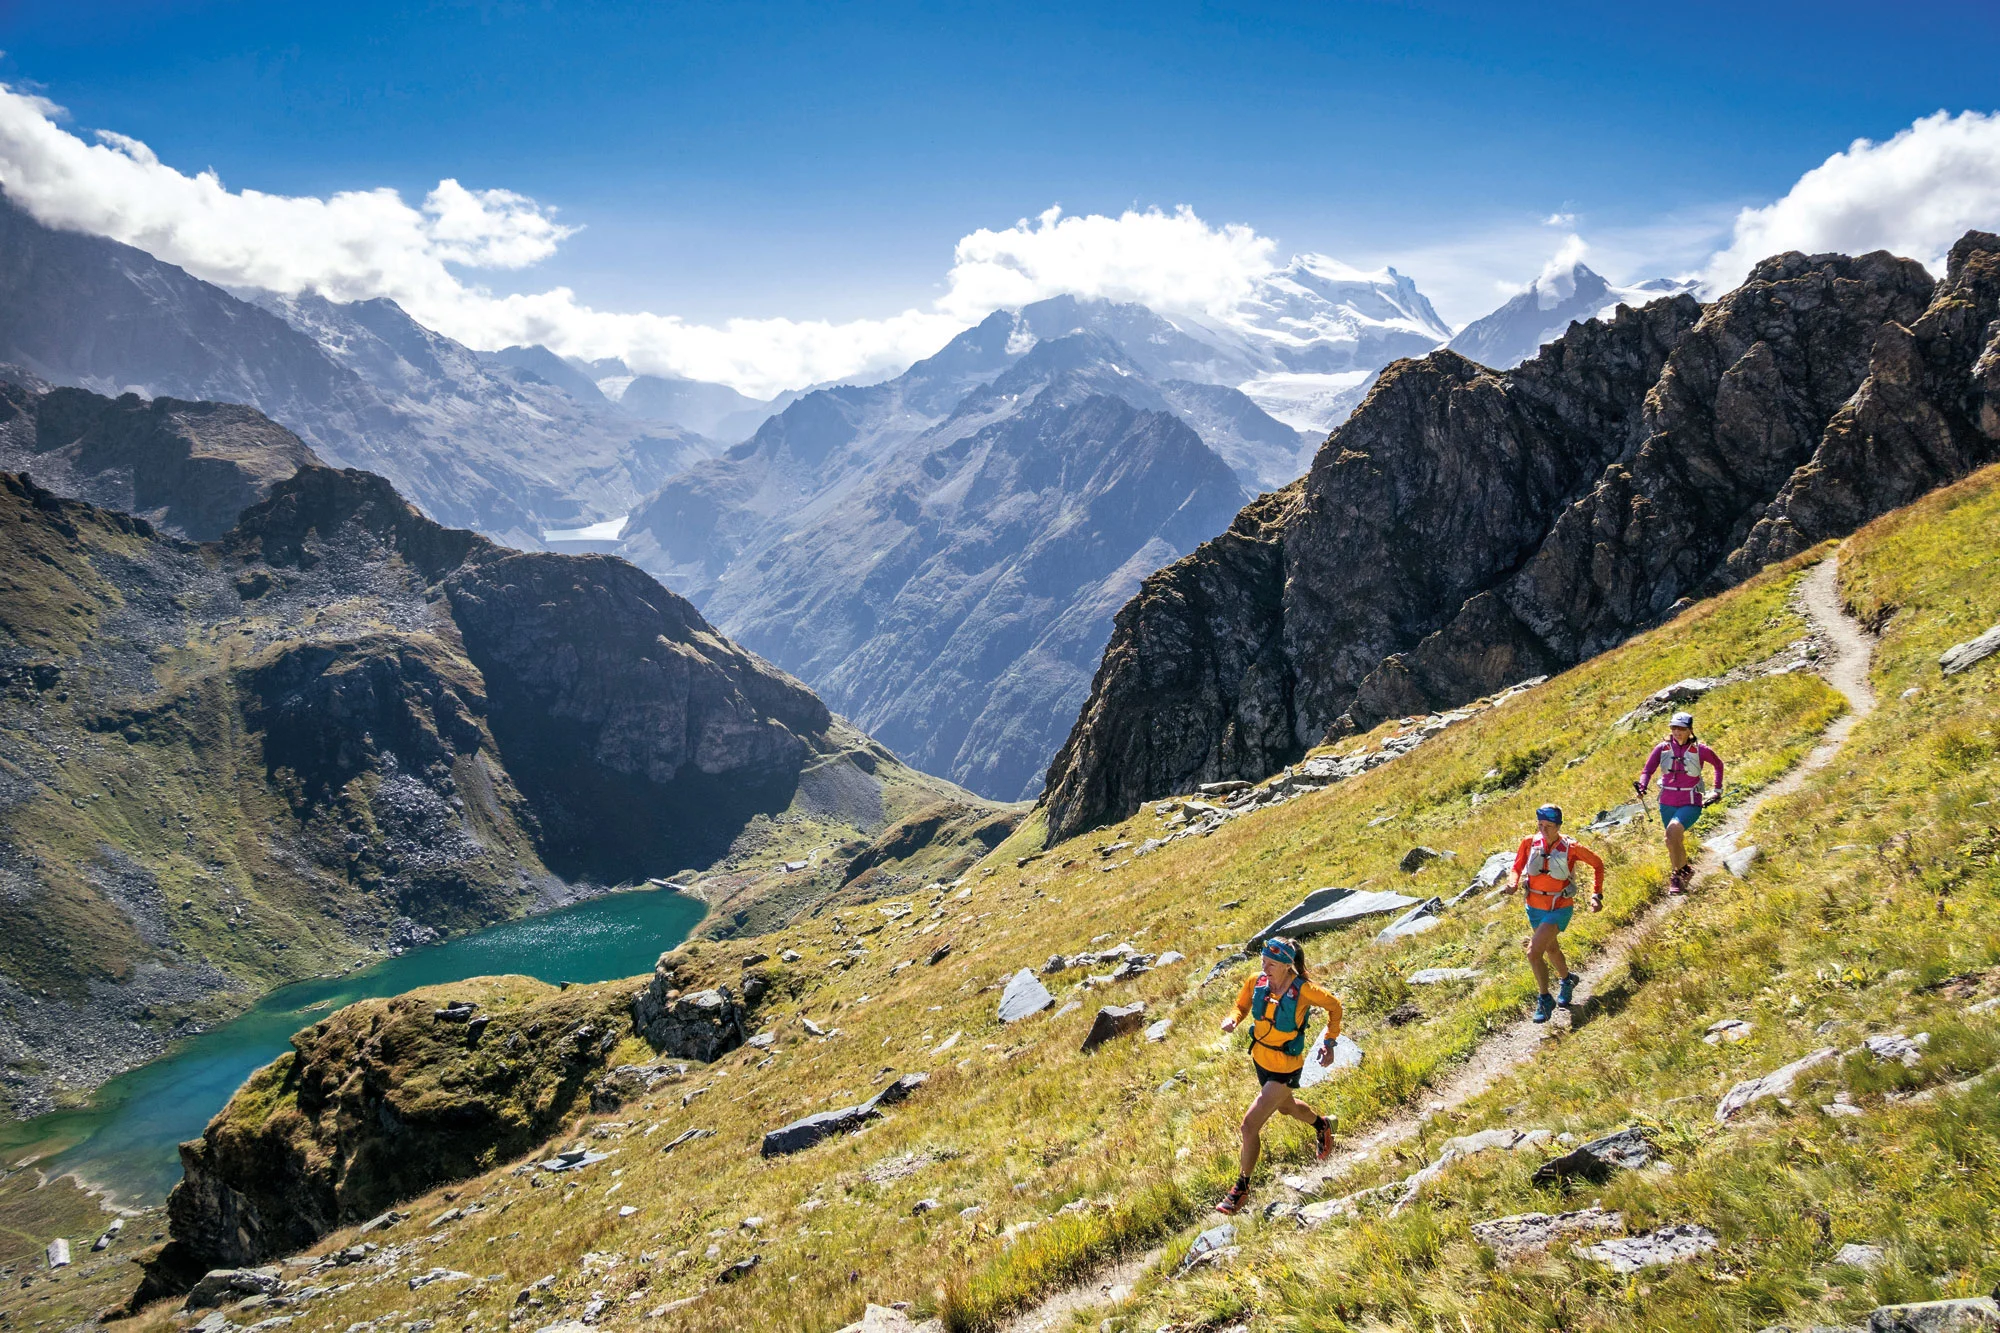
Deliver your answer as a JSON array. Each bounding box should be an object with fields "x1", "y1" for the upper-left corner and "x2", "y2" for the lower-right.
[
  {"x1": 1041, "y1": 233, "x2": 2000, "y2": 842},
  {"x1": 0, "y1": 389, "x2": 971, "y2": 1115}
]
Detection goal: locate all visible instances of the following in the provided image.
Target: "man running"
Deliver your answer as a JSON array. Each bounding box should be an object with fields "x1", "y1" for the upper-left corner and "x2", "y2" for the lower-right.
[
  {"x1": 1214, "y1": 936, "x2": 1342, "y2": 1214},
  {"x1": 1506, "y1": 804, "x2": 1605, "y2": 1023},
  {"x1": 1635, "y1": 710, "x2": 1725, "y2": 894}
]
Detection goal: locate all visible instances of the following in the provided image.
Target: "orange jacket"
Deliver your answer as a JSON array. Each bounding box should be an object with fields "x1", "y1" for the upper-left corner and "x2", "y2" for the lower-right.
[
  {"x1": 1232, "y1": 974, "x2": 1343, "y2": 1074},
  {"x1": 1511, "y1": 834, "x2": 1604, "y2": 910}
]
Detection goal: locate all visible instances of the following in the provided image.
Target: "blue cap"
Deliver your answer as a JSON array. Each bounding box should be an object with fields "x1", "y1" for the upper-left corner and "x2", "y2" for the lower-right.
[
  {"x1": 1535, "y1": 804, "x2": 1563, "y2": 824},
  {"x1": 1261, "y1": 937, "x2": 1299, "y2": 968}
]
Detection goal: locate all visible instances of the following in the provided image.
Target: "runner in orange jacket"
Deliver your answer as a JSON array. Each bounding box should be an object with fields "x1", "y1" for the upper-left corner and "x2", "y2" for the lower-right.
[{"x1": 1505, "y1": 804, "x2": 1605, "y2": 1023}]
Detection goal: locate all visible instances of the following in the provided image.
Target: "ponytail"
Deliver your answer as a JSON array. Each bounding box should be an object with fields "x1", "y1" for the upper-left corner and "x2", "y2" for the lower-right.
[{"x1": 1277, "y1": 936, "x2": 1309, "y2": 985}]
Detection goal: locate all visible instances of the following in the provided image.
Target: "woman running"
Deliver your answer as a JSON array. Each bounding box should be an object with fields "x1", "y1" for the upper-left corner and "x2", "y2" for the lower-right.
[
  {"x1": 1214, "y1": 936, "x2": 1341, "y2": 1215},
  {"x1": 1507, "y1": 804, "x2": 1605, "y2": 1022},
  {"x1": 1634, "y1": 710, "x2": 1725, "y2": 894}
]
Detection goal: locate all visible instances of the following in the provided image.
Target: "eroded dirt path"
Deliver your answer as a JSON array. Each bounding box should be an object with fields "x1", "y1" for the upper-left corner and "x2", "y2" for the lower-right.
[{"x1": 998, "y1": 556, "x2": 1877, "y2": 1332}]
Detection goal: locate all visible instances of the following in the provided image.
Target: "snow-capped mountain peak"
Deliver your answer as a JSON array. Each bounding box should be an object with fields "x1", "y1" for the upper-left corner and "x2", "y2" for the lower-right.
[{"x1": 1448, "y1": 261, "x2": 1698, "y2": 372}]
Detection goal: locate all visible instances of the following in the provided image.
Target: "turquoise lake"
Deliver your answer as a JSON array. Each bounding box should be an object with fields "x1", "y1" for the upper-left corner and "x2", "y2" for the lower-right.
[{"x1": 1, "y1": 887, "x2": 704, "y2": 1207}]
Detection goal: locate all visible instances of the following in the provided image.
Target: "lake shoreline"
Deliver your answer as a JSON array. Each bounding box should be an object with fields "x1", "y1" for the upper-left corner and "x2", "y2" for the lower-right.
[{"x1": 0, "y1": 885, "x2": 704, "y2": 1209}]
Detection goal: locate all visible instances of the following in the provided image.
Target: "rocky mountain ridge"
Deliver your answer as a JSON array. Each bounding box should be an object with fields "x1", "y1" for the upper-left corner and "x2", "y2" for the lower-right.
[
  {"x1": 619, "y1": 328, "x2": 1259, "y2": 799},
  {"x1": 1042, "y1": 232, "x2": 2000, "y2": 842}
]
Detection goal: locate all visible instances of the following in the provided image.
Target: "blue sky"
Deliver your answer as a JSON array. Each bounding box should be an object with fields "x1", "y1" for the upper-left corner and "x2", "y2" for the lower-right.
[{"x1": 1, "y1": 0, "x2": 1996, "y2": 390}]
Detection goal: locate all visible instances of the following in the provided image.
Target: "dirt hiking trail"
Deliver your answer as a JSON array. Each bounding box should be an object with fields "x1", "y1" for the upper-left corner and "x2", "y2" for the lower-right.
[{"x1": 999, "y1": 556, "x2": 1876, "y2": 1332}]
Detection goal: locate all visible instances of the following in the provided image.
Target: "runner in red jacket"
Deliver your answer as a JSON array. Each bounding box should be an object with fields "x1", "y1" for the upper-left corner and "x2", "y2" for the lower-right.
[{"x1": 1507, "y1": 804, "x2": 1605, "y2": 1023}]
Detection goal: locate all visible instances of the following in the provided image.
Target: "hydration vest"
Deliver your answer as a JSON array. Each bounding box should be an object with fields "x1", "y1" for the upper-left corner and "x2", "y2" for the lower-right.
[
  {"x1": 1523, "y1": 834, "x2": 1576, "y2": 910},
  {"x1": 1249, "y1": 975, "x2": 1310, "y2": 1060},
  {"x1": 1660, "y1": 739, "x2": 1707, "y2": 799}
]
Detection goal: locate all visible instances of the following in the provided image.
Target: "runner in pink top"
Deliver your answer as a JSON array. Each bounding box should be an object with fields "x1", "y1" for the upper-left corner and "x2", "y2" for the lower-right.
[{"x1": 1634, "y1": 710, "x2": 1724, "y2": 893}]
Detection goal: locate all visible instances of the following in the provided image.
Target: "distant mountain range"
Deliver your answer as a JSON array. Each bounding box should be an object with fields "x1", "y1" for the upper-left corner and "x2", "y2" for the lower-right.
[
  {"x1": 1448, "y1": 261, "x2": 1698, "y2": 372},
  {"x1": 0, "y1": 198, "x2": 716, "y2": 548}
]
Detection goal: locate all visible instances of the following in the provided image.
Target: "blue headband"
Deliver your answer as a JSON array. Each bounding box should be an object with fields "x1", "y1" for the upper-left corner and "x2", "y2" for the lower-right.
[
  {"x1": 1536, "y1": 804, "x2": 1563, "y2": 824},
  {"x1": 1261, "y1": 938, "x2": 1299, "y2": 967}
]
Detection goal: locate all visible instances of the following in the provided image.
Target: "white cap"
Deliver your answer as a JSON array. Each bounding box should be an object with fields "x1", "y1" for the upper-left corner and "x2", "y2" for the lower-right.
[{"x1": 1670, "y1": 711, "x2": 1695, "y2": 728}]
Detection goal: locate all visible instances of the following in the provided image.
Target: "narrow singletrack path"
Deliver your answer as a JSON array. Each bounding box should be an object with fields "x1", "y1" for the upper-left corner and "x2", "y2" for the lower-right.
[{"x1": 998, "y1": 556, "x2": 1877, "y2": 1333}]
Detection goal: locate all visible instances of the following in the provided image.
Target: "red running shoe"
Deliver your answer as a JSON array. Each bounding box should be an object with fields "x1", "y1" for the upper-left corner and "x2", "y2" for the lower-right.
[
  {"x1": 1215, "y1": 1180, "x2": 1251, "y2": 1215},
  {"x1": 1315, "y1": 1116, "x2": 1336, "y2": 1162}
]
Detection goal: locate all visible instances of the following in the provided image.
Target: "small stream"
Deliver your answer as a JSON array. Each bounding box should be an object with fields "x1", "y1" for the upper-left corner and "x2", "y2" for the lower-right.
[{"x1": 1, "y1": 888, "x2": 703, "y2": 1207}]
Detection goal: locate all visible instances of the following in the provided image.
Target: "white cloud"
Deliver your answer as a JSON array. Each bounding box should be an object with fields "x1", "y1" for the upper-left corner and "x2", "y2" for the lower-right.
[
  {"x1": 1702, "y1": 110, "x2": 2000, "y2": 292},
  {"x1": 0, "y1": 84, "x2": 1290, "y2": 397},
  {"x1": 1542, "y1": 211, "x2": 1575, "y2": 227},
  {"x1": 938, "y1": 205, "x2": 1276, "y2": 319}
]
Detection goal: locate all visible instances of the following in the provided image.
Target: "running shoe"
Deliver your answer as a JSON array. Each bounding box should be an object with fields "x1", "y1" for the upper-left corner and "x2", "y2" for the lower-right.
[
  {"x1": 1215, "y1": 1180, "x2": 1251, "y2": 1215},
  {"x1": 1667, "y1": 865, "x2": 1688, "y2": 895},
  {"x1": 1532, "y1": 992, "x2": 1556, "y2": 1024},
  {"x1": 1557, "y1": 974, "x2": 1577, "y2": 1007},
  {"x1": 1315, "y1": 1116, "x2": 1336, "y2": 1162}
]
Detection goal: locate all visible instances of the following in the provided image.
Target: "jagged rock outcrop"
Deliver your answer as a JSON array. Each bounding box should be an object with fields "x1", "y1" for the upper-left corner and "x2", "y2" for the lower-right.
[
  {"x1": 140, "y1": 977, "x2": 633, "y2": 1297},
  {"x1": 631, "y1": 956, "x2": 750, "y2": 1062},
  {"x1": 1044, "y1": 237, "x2": 2000, "y2": 842},
  {"x1": 840, "y1": 800, "x2": 1025, "y2": 889},
  {"x1": 0, "y1": 376, "x2": 316, "y2": 539}
]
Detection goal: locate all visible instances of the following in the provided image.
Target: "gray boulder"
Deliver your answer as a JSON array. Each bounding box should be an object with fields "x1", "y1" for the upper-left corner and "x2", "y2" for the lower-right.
[
  {"x1": 1471, "y1": 1206, "x2": 1622, "y2": 1261},
  {"x1": 1577, "y1": 1223, "x2": 1719, "y2": 1273},
  {"x1": 1867, "y1": 1297, "x2": 2000, "y2": 1331},
  {"x1": 1252, "y1": 887, "x2": 1421, "y2": 944},
  {"x1": 1531, "y1": 1126, "x2": 1654, "y2": 1184},
  {"x1": 1400, "y1": 846, "x2": 1449, "y2": 873},
  {"x1": 998, "y1": 969, "x2": 1056, "y2": 1023},
  {"x1": 1080, "y1": 1003, "x2": 1148, "y2": 1052},
  {"x1": 186, "y1": 1267, "x2": 284, "y2": 1310},
  {"x1": 1375, "y1": 897, "x2": 1444, "y2": 942},
  {"x1": 760, "y1": 1073, "x2": 929, "y2": 1157},
  {"x1": 1717, "y1": 1047, "x2": 1839, "y2": 1122},
  {"x1": 1941, "y1": 625, "x2": 2000, "y2": 676}
]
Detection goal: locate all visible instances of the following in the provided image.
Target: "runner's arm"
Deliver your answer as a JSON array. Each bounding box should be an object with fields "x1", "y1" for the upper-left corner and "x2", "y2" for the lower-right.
[
  {"x1": 1636, "y1": 743, "x2": 1662, "y2": 794},
  {"x1": 1221, "y1": 974, "x2": 1256, "y2": 1031},
  {"x1": 1573, "y1": 843, "x2": 1607, "y2": 897},
  {"x1": 1703, "y1": 744, "x2": 1725, "y2": 799},
  {"x1": 1301, "y1": 983, "x2": 1343, "y2": 1040},
  {"x1": 1508, "y1": 837, "x2": 1531, "y2": 892}
]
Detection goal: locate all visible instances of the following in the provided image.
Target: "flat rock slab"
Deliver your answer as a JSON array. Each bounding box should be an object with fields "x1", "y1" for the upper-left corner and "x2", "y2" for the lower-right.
[
  {"x1": 1587, "y1": 802, "x2": 1647, "y2": 833},
  {"x1": 1867, "y1": 1297, "x2": 2000, "y2": 1331},
  {"x1": 1863, "y1": 1032, "x2": 1930, "y2": 1066},
  {"x1": 1144, "y1": 1019, "x2": 1172, "y2": 1042},
  {"x1": 1578, "y1": 1223, "x2": 1719, "y2": 1273},
  {"x1": 998, "y1": 969, "x2": 1055, "y2": 1023},
  {"x1": 1474, "y1": 850, "x2": 1516, "y2": 887},
  {"x1": 1471, "y1": 1206, "x2": 1622, "y2": 1261},
  {"x1": 1718, "y1": 1047, "x2": 1839, "y2": 1122},
  {"x1": 1376, "y1": 897, "x2": 1445, "y2": 942},
  {"x1": 1532, "y1": 1126, "x2": 1653, "y2": 1184},
  {"x1": 1254, "y1": 887, "x2": 1421, "y2": 943},
  {"x1": 762, "y1": 1073, "x2": 928, "y2": 1156},
  {"x1": 1081, "y1": 1002, "x2": 1148, "y2": 1052},
  {"x1": 1941, "y1": 625, "x2": 2000, "y2": 675},
  {"x1": 1724, "y1": 845, "x2": 1761, "y2": 877}
]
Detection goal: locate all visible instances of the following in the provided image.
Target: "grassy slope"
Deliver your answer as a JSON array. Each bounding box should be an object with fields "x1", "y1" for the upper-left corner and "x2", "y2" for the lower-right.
[{"x1": 86, "y1": 466, "x2": 2000, "y2": 1333}]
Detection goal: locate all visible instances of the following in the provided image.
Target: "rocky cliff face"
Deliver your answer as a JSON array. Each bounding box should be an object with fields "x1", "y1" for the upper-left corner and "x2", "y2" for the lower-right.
[
  {"x1": 0, "y1": 388, "x2": 915, "y2": 1116},
  {"x1": 1043, "y1": 236, "x2": 2000, "y2": 842}
]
